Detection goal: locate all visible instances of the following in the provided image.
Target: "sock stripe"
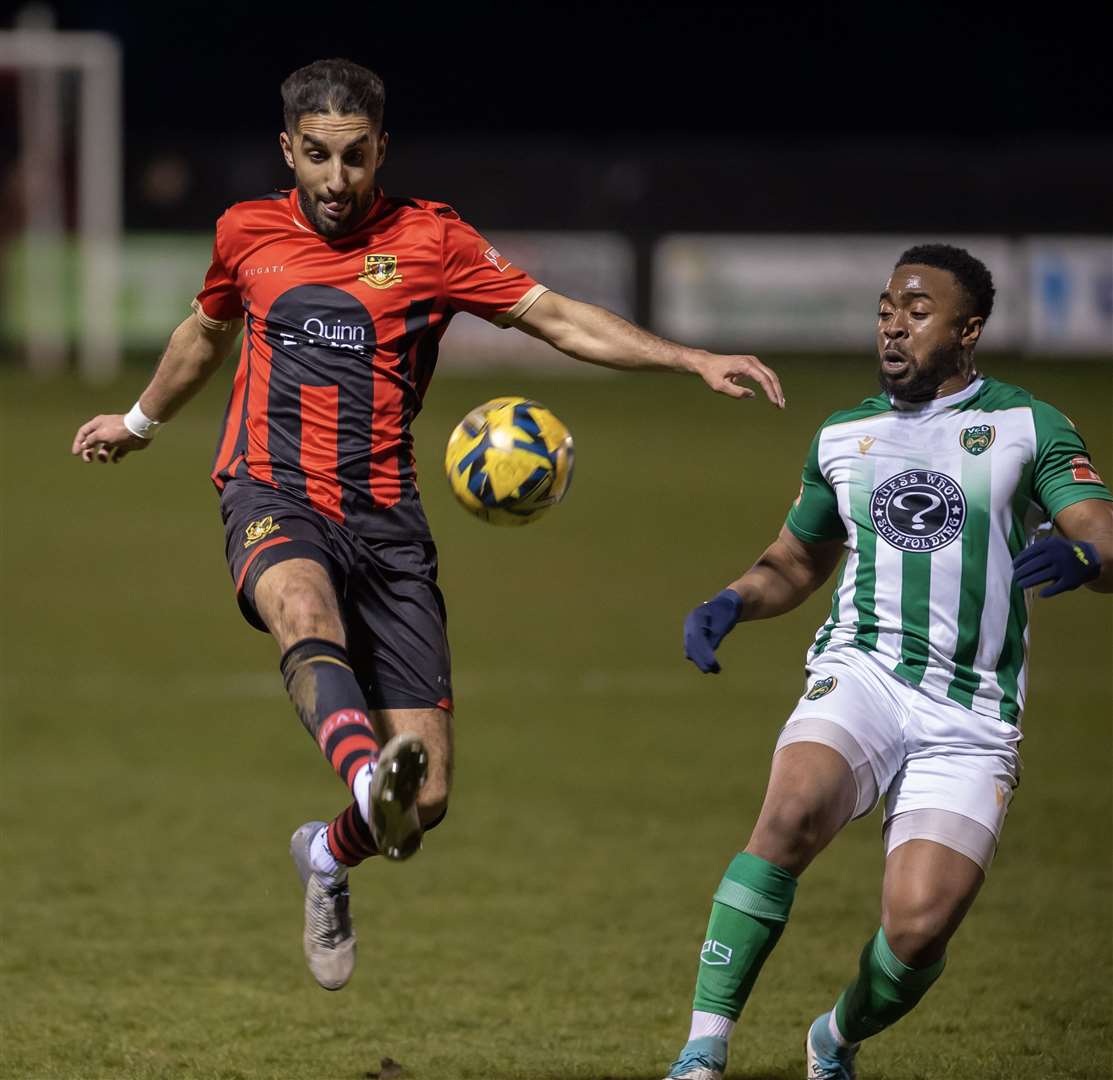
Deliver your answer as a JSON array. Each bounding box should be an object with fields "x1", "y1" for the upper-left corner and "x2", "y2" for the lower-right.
[
  {"x1": 304, "y1": 654, "x2": 353, "y2": 671},
  {"x1": 336, "y1": 749, "x2": 370, "y2": 788},
  {"x1": 347, "y1": 806, "x2": 375, "y2": 846},
  {"x1": 328, "y1": 818, "x2": 361, "y2": 865},
  {"x1": 713, "y1": 879, "x2": 793, "y2": 922},
  {"x1": 327, "y1": 802, "x2": 378, "y2": 867},
  {"x1": 324, "y1": 726, "x2": 378, "y2": 758},
  {"x1": 336, "y1": 810, "x2": 359, "y2": 854},
  {"x1": 317, "y1": 711, "x2": 377, "y2": 753}
]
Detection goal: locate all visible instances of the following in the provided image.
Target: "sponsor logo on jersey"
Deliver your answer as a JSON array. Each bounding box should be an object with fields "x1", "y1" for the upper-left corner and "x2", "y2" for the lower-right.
[
  {"x1": 243, "y1": 515, "x2": 281, "y2": 548},
  {"x1": 805, "y1": 675, "x2": 837, "y2": 700},
  {"x1": 700, "y1": 939, "x2": 733, "y2": 966},
  {"x1": 278, "y1": 317, "x2": 369, "y2": 355},
  {"x1": 1070, "y1": 455, "x2": 1103, "y2": 483},
  {"x1": 857, "y1": 435, "x2": 876, "y2": 455},
  {"x1": 483, "y1": 245, "x2": 511, "y2": 272},
  {"x1": 870, "y1": 469, "x2": 967, "y2": 552},
  {"x1": 961, "y1": 424, "x2": 996, "y2": 455},
  {"x1": 359, "y1": 253, "x2": 401, "y2": 289}
]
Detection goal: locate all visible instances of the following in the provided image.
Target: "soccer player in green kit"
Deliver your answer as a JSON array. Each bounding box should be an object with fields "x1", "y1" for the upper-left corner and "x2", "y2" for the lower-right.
[{"x1": 662, "y1": 244, "x2": 1113, "y2": 1079}]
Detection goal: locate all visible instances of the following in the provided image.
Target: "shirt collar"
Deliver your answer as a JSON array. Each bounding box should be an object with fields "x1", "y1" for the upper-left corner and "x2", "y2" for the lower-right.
[
  {"x1": 889, "y1": 373, "x2": 984, "y2": 414},
  {"x1": 288, "y1": 187, "x2": 386, "y2": 240}
]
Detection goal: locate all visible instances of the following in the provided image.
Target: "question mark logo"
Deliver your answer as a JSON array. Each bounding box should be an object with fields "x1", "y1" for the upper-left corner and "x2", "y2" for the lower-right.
[
  {"x1": 892, "y1": 491, "x2": 942, "y2": 531},
  {"x1": 870, "y1": 470, "x2": 967, "y2": 552}
]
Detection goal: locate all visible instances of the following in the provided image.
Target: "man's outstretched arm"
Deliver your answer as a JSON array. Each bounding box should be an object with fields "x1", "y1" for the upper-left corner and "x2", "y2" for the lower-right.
[
  {"x1": 71, "y1": 312, "x2": 243, "y2": 463},
  {"x1": 684, "y1": 527, "x2": 845, "y2": 673},
  {"x1": 511, "y1": 290, "x2": 785, "y2": 408}
]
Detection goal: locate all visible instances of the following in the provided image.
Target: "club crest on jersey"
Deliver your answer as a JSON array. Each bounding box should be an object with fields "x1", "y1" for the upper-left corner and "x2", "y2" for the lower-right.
[
  {"x1": 960, "y1": 424, "x2": 995, "y2": 455},
  {"x1": 243, "y1": 515, "x2": 281, "y2": 548},
  {"x1": 870, "y1": 469, "x2": 967, "y2": 552},
  {"x1": 359, "y1": 254, "x2": 401, "y2": 289},
  {"x1": 805, "y1": 675, "x2": 837, "y2": 700}
]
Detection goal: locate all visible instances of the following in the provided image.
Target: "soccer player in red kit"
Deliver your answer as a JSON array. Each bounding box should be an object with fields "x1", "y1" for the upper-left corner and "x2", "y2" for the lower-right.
[{"x1": 72, "y1": 58, "x2": 784, "y2": 991}]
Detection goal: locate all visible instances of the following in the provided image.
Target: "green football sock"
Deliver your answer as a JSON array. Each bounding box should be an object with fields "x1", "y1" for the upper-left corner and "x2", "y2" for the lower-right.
[
  {"x1": 834, "y1": 928, "x2": 946, "y2": 1043},
  {"x1": 691, "y1": 852, "x2": 798, "y2": 1020}
]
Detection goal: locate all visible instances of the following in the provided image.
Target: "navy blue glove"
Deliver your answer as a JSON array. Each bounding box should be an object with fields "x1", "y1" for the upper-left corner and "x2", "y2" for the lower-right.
[
  {"x1": 1012, "y1": 536, "x2": 1101, "y2": 598},
  {"x1": 684, "y1": 588, "x2": 744, "y2": 673}
]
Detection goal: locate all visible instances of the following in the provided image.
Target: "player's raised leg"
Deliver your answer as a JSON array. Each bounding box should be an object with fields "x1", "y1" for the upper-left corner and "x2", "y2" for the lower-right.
[
  {"x1": 806, "y1": 831, "x2": 986, "y2": 1079},
  {"x1": 249, "y1": 556, "x2": 424, "y2": 989},
  {"x1": 255, "y1": 556, "x2": 428, "y2": 862},
  {"x1": 664, "y1": 741, "x2": 858, "y2": 1080}
]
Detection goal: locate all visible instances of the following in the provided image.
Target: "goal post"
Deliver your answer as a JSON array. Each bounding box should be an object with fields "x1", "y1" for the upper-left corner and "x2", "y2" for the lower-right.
[{"x1": 0, "y1": 24, "x2": 122, "y2": 381}]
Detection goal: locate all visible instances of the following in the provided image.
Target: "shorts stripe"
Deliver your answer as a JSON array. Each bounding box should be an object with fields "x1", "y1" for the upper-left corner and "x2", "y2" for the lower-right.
[{"x1": 236, "y1": 535, "x2": 292, "y2": 592}]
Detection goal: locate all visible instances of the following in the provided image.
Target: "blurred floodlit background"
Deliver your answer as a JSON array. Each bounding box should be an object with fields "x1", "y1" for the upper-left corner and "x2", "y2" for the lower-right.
[
  {"x1": 1, "y1": 7, "x2": 1111, "y2": 1079},
  {"x1": 1, "y1": 1, "x2": 1110, "y2": 378}
]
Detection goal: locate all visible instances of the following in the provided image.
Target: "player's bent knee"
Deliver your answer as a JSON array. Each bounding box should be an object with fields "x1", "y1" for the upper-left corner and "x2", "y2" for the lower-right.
[
  {"x1": 747, "y1": 796, "x2": 836, "y2": 874},
  {"x1": 881, "y1": 912, "x2": 953, "y2": 969},
  {"x1": 756, "y1": 791, "x2": 839, "y2": 851},
  {"x1": 417, "y1": 767, "x2": 449, "y2": 814}
]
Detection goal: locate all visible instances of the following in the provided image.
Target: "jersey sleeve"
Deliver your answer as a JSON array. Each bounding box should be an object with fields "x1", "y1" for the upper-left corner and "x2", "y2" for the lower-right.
[
  {"x1": 192, "y1": 214, "x2": 243, "y2": 329},
  {"x1": 785, "y1": 428, "x2": 847, "y2": 543},
  {"x1": 1031, "y1": 399, "x2": 1113, "y2": 519},
  {"x1": 440, "y1": 213, "x2": 547, "y2": 326}
]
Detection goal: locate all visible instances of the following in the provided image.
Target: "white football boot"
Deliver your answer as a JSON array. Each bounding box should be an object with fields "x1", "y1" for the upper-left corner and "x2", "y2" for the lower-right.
[{"x1": 290, "y1": 820, "x2": 355, "y2": 991}]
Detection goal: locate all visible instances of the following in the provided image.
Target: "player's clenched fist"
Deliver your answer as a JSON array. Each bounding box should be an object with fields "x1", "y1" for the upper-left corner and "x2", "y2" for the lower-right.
[
  {"x1": 683, "y1": 588, "x2": 745, "y2": 674},
  {"x1": 71, "y1": 414, "x2": 151, "y2": 464}
]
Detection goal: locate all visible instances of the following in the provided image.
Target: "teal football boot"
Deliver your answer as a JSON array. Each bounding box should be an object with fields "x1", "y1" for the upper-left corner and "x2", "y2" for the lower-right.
[
  {"x1": 806, "y1": 1012, "x2": 859, "y2": 1079},
  {"x1": 660, "y1": 1036, "x2": 727, "y2": 1080}
]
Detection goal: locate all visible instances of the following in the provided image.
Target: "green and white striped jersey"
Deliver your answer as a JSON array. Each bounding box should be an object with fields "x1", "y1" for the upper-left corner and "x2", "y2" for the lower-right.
[{"x1": 785, "y1": 376, "x2": 1111, "y2": 724}]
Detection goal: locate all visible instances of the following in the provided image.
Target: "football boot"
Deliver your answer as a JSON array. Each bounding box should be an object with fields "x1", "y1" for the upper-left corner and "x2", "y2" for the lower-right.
[
  {"x1": 290, "y1": 820, "x2": 355, "y2": 991},
  {"x1": 806, "y1": 1012, "x2": 860, "y2": 1079},
  {"x1": 369, "y1": 733, "x2": 428, "y2": 860}
]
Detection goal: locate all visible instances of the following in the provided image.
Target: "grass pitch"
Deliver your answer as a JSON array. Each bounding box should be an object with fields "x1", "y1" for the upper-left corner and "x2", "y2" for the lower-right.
[{"x1": 1, "y1": 356, "x2": 1110, "y2": 1080}]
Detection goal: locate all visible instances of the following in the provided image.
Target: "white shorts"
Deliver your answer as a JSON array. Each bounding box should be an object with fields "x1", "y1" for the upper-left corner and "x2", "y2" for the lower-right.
[{"x1": 776, "y1": 645, "x2": 1023, "y2": 871}]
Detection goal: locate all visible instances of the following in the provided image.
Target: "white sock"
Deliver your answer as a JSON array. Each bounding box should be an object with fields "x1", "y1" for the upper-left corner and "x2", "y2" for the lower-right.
[
  {"x1": 828, "y1": 1009, "x2": 853, "y2": 1047},
  {"x1": 309, "y1": 824, "x2": 345, "y2": 882},
  {"x1": 353, "y1": 761, "x2": 374, "y2": 823},
  {"x1": 688, "y1": 1011, "x2": 735, "y2": 1042}
]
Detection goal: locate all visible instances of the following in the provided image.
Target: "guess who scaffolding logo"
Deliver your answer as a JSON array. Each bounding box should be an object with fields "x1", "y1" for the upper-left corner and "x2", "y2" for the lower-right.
[{"x1": 870, "y1": 470, "x2": 967, "y2": 552}]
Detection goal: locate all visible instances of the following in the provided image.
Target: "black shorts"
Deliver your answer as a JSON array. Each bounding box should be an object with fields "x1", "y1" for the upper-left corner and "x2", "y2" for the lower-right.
[{"x1": 220, "y1": 479, "x2": 452, "y2": 712}]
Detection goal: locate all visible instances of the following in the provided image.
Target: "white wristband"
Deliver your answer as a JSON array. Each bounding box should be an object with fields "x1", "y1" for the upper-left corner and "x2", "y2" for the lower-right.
[{"x1": 123, "y1": 401, "x2": 162, "y2": 440}]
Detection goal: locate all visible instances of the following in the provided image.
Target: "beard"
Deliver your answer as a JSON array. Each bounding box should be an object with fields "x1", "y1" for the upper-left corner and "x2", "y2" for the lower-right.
[
  {"x1": 878, "y1": 341, "x2": 967, "y2": 403},
  {"x1": 297, "y1": 185, "x2": 374, "y2": 239}
]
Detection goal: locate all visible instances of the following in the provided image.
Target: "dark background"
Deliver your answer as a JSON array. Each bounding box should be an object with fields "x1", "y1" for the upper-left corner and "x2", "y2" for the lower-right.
[{"x1": 21, "y1": 0, "x2": 1113, "y2": 233}]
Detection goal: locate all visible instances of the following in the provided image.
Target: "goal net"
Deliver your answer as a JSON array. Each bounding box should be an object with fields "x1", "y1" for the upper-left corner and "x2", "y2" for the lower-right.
[{"x1": 0, "y1": 17, "x2": 122, "y2": 380}]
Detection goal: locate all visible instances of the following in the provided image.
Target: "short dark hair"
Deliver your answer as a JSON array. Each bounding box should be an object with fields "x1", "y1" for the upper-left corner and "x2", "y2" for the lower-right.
[
  {"x1": 281, "y1": 59, "x2": 385, "y2": 133},
  {"x1": 895, "y1": 243, "x2": 995, "y2": 322}
]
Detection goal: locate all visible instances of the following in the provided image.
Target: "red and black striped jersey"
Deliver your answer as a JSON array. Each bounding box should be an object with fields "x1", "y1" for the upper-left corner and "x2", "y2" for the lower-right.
[{"x1": 195, "y1": 188, "x2": 546, "y2": 538}]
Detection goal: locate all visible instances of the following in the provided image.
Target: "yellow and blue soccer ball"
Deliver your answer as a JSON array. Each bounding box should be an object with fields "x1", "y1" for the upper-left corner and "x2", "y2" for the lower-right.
[{"x1": 444, "y1": 397, "x2": 574, "y2": 526}]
